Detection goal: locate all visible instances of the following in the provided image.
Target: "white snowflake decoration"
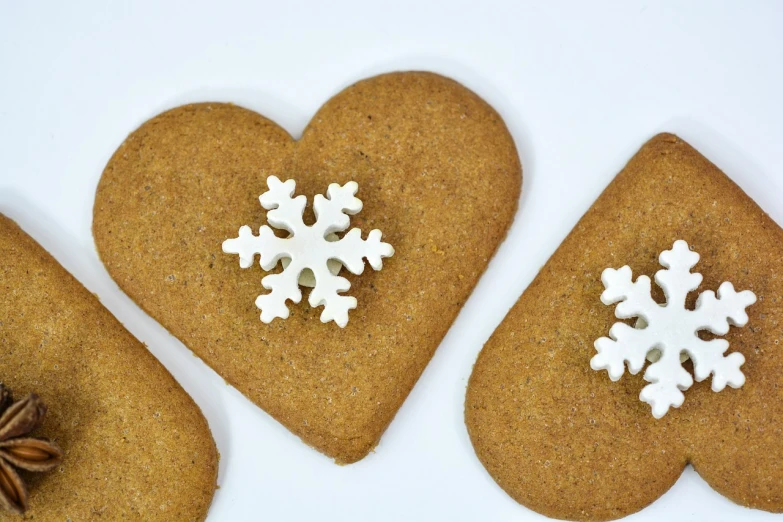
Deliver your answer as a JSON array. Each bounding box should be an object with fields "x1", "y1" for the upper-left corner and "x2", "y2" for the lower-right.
[
  {"x1": 591, "y1": 240, "x2": 756, "y2": 418},
  {"x1": 222, "y1": 175, "x2": 394, "y2": 327}
]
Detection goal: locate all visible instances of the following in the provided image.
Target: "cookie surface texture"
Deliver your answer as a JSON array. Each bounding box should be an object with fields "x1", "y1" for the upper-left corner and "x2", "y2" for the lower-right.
[
  {"x1": 465, "y1": 134, "x2": 783, "y2": 521},
  {"x1": 0, "y1": 215, "x2": 218, "y2": 520},
  {"x1": 93, "y1": 72, "x2": 522, "y2": 463}
]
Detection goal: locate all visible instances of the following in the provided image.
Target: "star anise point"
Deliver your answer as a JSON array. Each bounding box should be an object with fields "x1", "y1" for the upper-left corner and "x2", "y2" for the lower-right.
[{"x1": 0, "y1": 384, "x2": 62, "y2": 514}]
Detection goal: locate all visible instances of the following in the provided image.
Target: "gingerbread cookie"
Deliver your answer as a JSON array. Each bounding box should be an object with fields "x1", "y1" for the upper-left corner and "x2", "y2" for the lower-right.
[
  {"x1": 0, "y1": 215, "x2": 217, "y2": 520},
  {"x1": 93, "y1": 72, "x2": 522, "y2": 463},
  {"x1": 466, "y1": 134, "x2": 783, "y2": 520}
]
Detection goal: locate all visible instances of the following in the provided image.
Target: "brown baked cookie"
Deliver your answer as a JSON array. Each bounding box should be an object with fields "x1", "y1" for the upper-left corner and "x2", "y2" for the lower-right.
[
  {"x1": 93, "y1": 72, "x2": 522, "y2": 463},
  {"x1": 466, "y1": 134, "x2": 783, "y2": 521},
  {"x1": 0, "y1": 215, "x2": 217, "y2": 520}
]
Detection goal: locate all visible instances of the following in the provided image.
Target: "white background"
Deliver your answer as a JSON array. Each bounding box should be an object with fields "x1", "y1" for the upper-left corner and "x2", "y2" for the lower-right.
[{"x1": 1, "y1": 1, "x2": 782, "y2": 521}]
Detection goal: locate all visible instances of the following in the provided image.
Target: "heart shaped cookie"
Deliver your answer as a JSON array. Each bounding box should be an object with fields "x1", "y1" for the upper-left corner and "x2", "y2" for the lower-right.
[
  {"x1": 0, "y1": 215, "x2": 217, "y2": 520},
  {"x1": 93, "y1": 72, "x2": 521, "y2": 463},
  {"x1": 466, "y1": 134, "x2": 783, "y2": 520}
]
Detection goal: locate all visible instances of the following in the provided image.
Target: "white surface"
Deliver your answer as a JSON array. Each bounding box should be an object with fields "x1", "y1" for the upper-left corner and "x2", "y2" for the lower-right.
[{"x1": 1, "y1": 1, "x2": 782, "y2": 521}]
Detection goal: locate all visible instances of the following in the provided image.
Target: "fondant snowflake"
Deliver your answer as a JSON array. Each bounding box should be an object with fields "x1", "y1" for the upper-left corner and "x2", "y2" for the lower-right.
[
  {"x1": 591, "y1": 240, "x2": 756, "y2": 418},
  {"x1": 222, "y1": 176, "x2": 394, "y2": 328}
]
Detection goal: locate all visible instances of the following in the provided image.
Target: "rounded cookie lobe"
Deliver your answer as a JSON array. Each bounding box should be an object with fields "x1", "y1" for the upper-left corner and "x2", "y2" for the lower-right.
[
  {"x1": 94, "y1": 72, "x2": 522, "y2": 463},
  {"x1": 466, "y1": 256, "x2": 685, "y2": 522},
  {"x1": 466, "y1": 134, "x2": 783, "y2": 519},
  {"x1": 686, "y1": 266, "x2": 783, "y2": 512},
  {"x1": 0, "y1": 215, "x2": 218, "y2": 521}
]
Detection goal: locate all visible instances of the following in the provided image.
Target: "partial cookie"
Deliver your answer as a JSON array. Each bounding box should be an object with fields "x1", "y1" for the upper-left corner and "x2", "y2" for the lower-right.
[
  {"x1": 466, "y1": 134, "x2": 783, "y2": 520},
  {"x1": 93, "y1": 72, "x2": 522, "y2": 463},
  {"x1": 0, "y1": 215, "x2": 217, "y2": 520}
]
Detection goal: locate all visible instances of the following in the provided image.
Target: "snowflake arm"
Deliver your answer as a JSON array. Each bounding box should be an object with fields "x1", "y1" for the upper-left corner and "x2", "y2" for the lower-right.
[
  {"x1": 260, "y1": 176, "x2": 307, "y2": 235},
  {"x1": 691, "y1": 282, "x2": 757, "y2": 335},
  {"x1": 222, "y1": 225, "x2": 288, "y2": 270},
  {"x1": 312, "y1": 181, "x2": 362, "y2": 237},
  {"x1": 308, "y1": 263, "x2": 356, "y2": 328},
  {"x1": 599, "y1": 266, "x2": 657, "y2": 320},
  {"x1": 686, "y1": 337, "x2": 745, "y2": 391},
  {"x1": 655, "y1": 240, "x2": 702, "y2": 309},
  {"x1": 592, "y1": 322, "x2": 652, "y2": 380},
  {"x1": 328, "y1": 228, "x2": 394, "y2": 274},
  {"x1": 256, "y1": 260, "x2": 303, "y2": 323},
  {"x1": 640, "y1": 347, "x2": 693, "y2": 419}
]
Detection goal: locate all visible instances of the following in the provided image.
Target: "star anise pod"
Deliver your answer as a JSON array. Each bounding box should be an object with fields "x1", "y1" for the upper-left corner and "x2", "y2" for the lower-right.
[{"x1": 0, "y1": 384, "x2": 63, "y2": 514}]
